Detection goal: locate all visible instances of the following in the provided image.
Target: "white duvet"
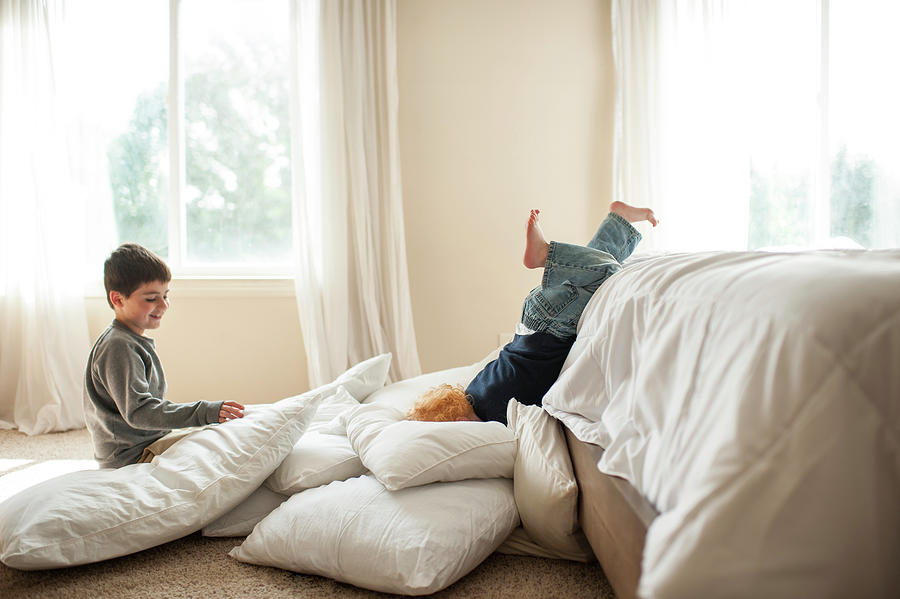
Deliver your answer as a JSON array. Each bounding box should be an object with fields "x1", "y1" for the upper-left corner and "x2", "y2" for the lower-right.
[{"x1": 543, "y1": 250, "x2": 900, "y2": 599}]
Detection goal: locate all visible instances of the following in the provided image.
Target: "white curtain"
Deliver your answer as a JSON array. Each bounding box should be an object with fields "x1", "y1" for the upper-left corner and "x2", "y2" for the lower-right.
[
  {"x1": 612, "y1": 0, "x2": 751, "y2": 251},
  {"x1": 0, "y1": 0, "x2": 90, "y2": 434},
  {"x1": 289, "y1": 0, "x2": 421, "y2": 386}
]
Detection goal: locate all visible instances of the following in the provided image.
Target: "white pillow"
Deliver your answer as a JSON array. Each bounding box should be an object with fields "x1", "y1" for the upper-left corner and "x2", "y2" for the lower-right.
[
  {"x1": 497, "y1": 527, "x2": 580, "y2": 559},
  {"x1": 313, "y1": 363, "x2": 479, "y2": 436},
  {"x1": 506, "y1": 400, "x2": 594, "y2": 562},
  {"x1": 263, "y1": 386, "x2": 367, "y2": 495},
  {"x1": 362, "y1": 364, "x2": 477, "y2": 408},
  {"x1": 346, "y1": 403, "x2": 516, "y2": 491},
  {"x1": 307, "y1": 385, "x2": 360, "y2": 431},
  {"x1": 0, "y1": 391, "x2": 325, "y2": 569},
  {"x1": 333, "y1": 353, "x2": 392, "y2": 401},
  {"x1": 201, "y1": 485, "x2": 288, "y2": 537},
  {"x1": 246, "y1": 352, "x2": 390, "y2": 420},
  {"x1": 264, "y1": 430, "x2": 366, "y2": 495},
  {"x1": 230, "y1": 474, "x2": 519, "y2": 595}
]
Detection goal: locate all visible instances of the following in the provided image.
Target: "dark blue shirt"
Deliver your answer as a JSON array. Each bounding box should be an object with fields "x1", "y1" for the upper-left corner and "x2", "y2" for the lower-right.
[{"x1": 465, "y1": 331, "x2": 575, "y2": 425}]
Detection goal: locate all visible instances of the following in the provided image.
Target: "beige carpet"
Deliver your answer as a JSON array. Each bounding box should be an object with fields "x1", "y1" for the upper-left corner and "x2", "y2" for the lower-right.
[{"x1": 0, "y1": 429, "x2": 615, "y2": 599}]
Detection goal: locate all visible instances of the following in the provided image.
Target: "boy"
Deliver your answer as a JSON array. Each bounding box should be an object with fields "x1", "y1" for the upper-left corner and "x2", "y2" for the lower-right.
[
  {"x1": 84, "y1": 243, "x2": 245, "y2": 468},
  {"x1": 409, "y1": 201, "x2": 657, "y2": 424}
]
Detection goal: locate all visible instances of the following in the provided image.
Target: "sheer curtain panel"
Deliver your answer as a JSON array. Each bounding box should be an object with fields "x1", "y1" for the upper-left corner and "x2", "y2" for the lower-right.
[
  {"x1": 0, "y1": 0, "x2": 91, "y2": 434},
  {"x1": 289, "y1": 0, "x2": 421, "y2": 386},
  {"x1": 612, "y1": 0, "x2": 751, "y2": 251}
]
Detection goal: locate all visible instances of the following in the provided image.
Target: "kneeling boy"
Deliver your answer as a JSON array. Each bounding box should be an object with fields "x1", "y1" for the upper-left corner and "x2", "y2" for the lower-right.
[{"x1": 84, "y1": 243, "x2": 244, "y2": 468}]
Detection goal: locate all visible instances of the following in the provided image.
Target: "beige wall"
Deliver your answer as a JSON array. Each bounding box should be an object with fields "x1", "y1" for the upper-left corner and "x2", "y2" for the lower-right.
[{"x1": 84, "y1": 0, "x2": 615, "y2": 402}]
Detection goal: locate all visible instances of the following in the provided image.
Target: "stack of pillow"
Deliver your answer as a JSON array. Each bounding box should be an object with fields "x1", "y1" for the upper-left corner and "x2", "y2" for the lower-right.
[{"x1": 0, "y1": 353, "x2": 593, "y2": 595}]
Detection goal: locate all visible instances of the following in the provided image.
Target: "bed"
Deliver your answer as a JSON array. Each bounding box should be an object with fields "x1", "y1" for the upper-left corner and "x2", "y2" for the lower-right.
[{"x1": 543, "y1": 250, "x2": 900, "y2": 599}]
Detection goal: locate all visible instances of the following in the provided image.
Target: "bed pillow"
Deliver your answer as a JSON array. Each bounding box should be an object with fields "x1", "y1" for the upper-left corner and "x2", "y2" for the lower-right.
[
  {"x1": 307, "y1": 385, "x2": 360, "y2": 431},
  {"x1": 506, "y1": 400, "x2": 594, "y2": 561},
  {"x1": 332, "y1": 352, "x2": 392, "y2": 401},
  {"x1": 197, "y1": 354, "x2": 390, "y2": 535},
  {"x1": 0, "y1": 390, "x2": 326, "y2": 570},
  {"x1": 264, "y1": 430, "x2": 366, "y2": 495},
  {"x1": 263, "y1": 386, "x2": 367, "y2": 495},
  {"x1": 497, "y1": 527, "x2": 579, "y2": 559},
  {"x1": 362, "y1": 364, "x2": 476, "y2": 408},
  {"x1": 230, "y1": 474, "x2": 519, "y2": 595},
  {"x1": 316, "y1": 363, "x2": 481, "y2": 436},
  {"x1": 346, "y1": 402, "x2": 516, "y2": 491},
  {"x1": 201, "y1": 485, "x2": 288, "y2": 537}
]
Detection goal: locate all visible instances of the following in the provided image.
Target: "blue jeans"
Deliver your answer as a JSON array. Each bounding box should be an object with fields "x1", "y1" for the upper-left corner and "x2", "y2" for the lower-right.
[{"x1": 520, "y1": 212, "x2": 641, "y2": 339}]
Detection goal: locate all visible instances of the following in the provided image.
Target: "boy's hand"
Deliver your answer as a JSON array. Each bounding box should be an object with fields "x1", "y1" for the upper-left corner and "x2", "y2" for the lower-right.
[{"x1": 219, "y1": 401, "x2": 245, "y2": 423}]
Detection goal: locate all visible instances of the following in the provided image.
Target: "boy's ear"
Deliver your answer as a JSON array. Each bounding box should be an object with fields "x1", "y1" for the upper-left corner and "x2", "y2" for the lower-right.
[{"x1": 109, "y1": 290, "x2": 124, "y2": 308}]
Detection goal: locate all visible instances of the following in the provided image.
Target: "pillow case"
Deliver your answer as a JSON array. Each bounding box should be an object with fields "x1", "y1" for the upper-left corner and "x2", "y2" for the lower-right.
[
  {"x1": 316, "y1": 362, "x2": 482, "y2": 436},
  {"x1": 346, "y1": 402, "x2": 516, "y2": 491},
  {"x1": 505, "y1": 400, "x2": 594, "y2": 561},
  {"x1": 265, "y1": 430, "x2": 366, "y2": 495},
  {"x1": 0, "y1": 390, "x2": 325, "y2": 569},
  {"x1": 306, "y1": 385, "x2": 360, "y2": 431},
  {"x1": 201, "y1": 485, "x2": 288, "y2": 537},
  {"x1": 264, "y1": 386, "x2": 367, "y2": 495},
  {"x1": 498, "y1": 527, "x2": 580, "y2": 559},
  {"x1": 362, "y1": 364, "x2": 476, "y2": 409},
  {"x1": 230, "y1": 474, "x2": 519, "y2": 595},
  {"x1": 332, "y1": 352, "x2": 392, "y2": 401}
]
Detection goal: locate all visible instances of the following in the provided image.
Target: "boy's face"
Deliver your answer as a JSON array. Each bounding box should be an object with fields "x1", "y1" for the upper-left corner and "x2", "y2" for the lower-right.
[{"x1": 111, "y1": 280, "x2": 170, "y2": 336}]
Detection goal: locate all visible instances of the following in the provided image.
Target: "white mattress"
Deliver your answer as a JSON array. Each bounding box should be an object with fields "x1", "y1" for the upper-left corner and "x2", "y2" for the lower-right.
[{"x1": 543, "y1": 250, "x2": 900, "y2": 599}]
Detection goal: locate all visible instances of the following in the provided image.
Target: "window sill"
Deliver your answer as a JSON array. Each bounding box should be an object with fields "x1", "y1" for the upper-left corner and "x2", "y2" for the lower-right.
[{"x1": 84, "y1": 276, "x2": 296, "y2": 299}]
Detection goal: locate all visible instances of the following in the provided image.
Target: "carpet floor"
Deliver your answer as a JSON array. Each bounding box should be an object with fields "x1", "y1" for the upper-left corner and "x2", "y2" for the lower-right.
[{"x1": 0, "y1": 429, "x2": 615, "y2": 599}]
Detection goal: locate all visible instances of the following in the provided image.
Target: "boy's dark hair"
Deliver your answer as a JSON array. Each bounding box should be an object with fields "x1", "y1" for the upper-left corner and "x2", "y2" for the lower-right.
[{"x1": 104, "y1": 243, "x2": 172, "y2": 309}]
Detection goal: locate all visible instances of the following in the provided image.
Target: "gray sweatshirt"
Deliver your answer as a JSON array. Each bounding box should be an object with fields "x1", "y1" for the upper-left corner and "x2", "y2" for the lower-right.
[{"x1": 83, "y1": 320, "x2": 222, "y2": 468}]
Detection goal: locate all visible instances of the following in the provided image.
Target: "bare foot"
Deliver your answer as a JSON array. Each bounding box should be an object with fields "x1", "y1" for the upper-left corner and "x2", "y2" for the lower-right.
[
  {"x1": 523, "y1": 209, "x2": 550, "y2": 269},
  {"x1": 610, "y1": 201, "x2": 658, "y2": 227}
]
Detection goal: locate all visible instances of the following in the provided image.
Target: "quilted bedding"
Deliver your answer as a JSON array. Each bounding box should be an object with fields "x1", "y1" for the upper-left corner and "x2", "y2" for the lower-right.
[{"x1": 543, "y1": 250, "x2": 900, "y2": 598}]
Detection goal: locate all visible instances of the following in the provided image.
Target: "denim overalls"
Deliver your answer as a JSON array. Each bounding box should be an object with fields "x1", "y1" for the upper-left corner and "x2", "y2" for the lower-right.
[{"x1": 520, "y1": 211, "x2": 641, "y2": 339}]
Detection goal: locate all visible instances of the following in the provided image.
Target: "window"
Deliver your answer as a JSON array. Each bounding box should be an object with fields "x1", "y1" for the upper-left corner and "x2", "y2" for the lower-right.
[
  {"x1": 747, "y1": 0, "x2": 900, "y2": 250},
  {"x1": 73, "y1": 0, "x2": 292, "y2": 275}
]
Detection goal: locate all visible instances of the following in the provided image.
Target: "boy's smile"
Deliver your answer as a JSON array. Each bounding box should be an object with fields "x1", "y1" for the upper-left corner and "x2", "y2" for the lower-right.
[{"x1": 111, "y1": 280, "x2": 170, "y2": 336}]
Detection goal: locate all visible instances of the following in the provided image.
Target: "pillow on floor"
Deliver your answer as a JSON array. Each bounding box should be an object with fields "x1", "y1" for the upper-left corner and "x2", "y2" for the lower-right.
[
  {"x1": 346, "y1": 402, "x2": 516, "y2": 491},
  {"x1": 201, "y1": 485, "x2": 289, "y2": 537},
  {"x1": 264, "y1": 386, "x2": 367, "y2": 495},
  {"x1": 307, "y1": 385, "x2": 360, "y2": 431},
  {"x1": 497, "y1": 527, "x2": 583, "y2": 559},
  {"x1": 362, "y1": 364, "x2": 476, "y2": 408},
  {"x1": 319, "y1": 363, "x2": 482, "y2": 436},
  {"x1": 230, "y1": 474, "x2": 519, "y2": 595},
  {"x1": 268, "y1": 362, "x2": 494, "y2": 495},
  {"x1": 506, "y1": 400, "x2": 594, "y2": 562},
  {"x1": 332, "y1": 352, "x2": 392, "y2": 402},
  {"x1": 0, "y1": 390, "x2": 326, "y2": 569},
  {"x1": 191, "y1": 355, "x2": 390, "y2": 536},
  {"x1": 265, "y1": 430, "x2": 366, "y2": 495}
]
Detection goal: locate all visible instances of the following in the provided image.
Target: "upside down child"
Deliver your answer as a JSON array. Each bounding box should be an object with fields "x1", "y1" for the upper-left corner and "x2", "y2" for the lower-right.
[{"x1": 408, "y1": 201, "x2": 657, "y2": 423}]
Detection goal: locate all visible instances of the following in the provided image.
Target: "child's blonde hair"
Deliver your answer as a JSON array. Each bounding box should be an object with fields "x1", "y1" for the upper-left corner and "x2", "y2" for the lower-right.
[{"x1": 407, "y1": 384, "x2": 474, "y2": 422}]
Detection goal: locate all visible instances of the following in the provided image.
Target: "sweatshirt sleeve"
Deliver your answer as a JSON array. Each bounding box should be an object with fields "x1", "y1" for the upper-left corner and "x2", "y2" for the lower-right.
[{"x1": 95, "y1": 337, "x2": 223, "y2": 430}]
